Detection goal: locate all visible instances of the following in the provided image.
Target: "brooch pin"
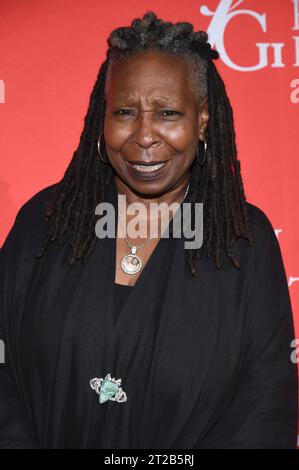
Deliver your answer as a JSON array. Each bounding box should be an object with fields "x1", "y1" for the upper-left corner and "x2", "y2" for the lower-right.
[{"x1": 89, "y1": 373, "x2": 127, "y2": 404}]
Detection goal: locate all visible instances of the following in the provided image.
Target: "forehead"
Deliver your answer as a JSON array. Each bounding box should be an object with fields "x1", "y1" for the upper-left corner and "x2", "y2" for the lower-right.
[{"x1": 106, "y1": 51, "x2": 195, "y2": 104}]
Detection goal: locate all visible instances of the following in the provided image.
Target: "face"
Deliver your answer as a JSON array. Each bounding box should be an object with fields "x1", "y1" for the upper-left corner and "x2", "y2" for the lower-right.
[{"x1": 103, "y1": 50, "x2": 209, "y2": 197}]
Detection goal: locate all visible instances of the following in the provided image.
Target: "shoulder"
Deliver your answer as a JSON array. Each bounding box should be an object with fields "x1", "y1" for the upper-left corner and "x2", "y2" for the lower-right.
[
  {"x1": 14, "y1": 183, "x2": 59, "y2": 225},
  {"x1": 1, "y1": 182, "x2": 59, "y2": 254},
  {"x1": 225, "y1": 200, "x2": 280, "y2": 270},
  {"x1": 244, "y1": 201, "x2": 281, "y2": 257},
  {"x1": 242, "y1": 201, "x2": 289, "y2": 310},
  {"x1": 245, "y1": 201, "x2": 276, "y2": 237},
  {"x1": 225, "y1": 200, "x2": 284, "y2": 283}
]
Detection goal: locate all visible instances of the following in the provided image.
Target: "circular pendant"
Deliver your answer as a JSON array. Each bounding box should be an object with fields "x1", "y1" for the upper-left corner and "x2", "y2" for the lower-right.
[{"x1": 121, "y1": 253, "x2": 142, "y2": 275}]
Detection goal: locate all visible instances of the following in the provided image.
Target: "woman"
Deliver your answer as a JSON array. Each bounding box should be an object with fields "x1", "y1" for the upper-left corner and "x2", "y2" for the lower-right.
[{"x1": 0, "y1": 11, "x2": 297, "y2": 449}]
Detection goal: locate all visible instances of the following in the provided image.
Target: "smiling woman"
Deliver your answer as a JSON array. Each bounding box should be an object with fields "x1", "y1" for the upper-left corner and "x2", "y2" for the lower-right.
[
  {"x1": 103, "y1": 49, "x2": 207, "y2": 196},
  {"x1": 0, "y1": 11, "x2": 297, "y2": 449}
]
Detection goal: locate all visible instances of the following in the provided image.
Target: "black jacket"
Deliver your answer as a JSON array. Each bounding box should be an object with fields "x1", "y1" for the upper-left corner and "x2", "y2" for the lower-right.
[{"x1": 0, "y1": 179, "x2": 298, "y2": 448}]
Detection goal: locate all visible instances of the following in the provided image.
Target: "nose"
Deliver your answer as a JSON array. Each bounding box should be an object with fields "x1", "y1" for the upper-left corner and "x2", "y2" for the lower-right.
[{"x1": 133, "y1": 111, "x2": 160, "y2": 148}]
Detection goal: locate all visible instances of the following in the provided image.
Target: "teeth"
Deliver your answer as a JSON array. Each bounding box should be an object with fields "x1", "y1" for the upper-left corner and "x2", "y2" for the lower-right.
[{"x1": 131, "y1": 162, "x2": 165, "y2": 172}]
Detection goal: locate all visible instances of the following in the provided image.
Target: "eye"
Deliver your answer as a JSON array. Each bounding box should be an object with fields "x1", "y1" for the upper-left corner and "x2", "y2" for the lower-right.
[
  {"x1": 160, "y1": 110, "x2": 181, "y2": 117},
  {"x1": 112, "y1": 109, "x2": 181, "y2": 118},
  {"x1": 113, "y1": 109, "x2": 134, "y2": 116}
]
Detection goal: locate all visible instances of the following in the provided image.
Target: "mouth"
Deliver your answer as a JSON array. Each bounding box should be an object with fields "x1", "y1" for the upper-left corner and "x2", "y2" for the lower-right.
[{"x1": 126, "y1": 160, "x2": 168, "y2": 174}]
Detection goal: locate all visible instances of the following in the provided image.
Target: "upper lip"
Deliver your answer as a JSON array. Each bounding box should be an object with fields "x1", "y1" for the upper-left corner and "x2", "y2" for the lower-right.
[{"x1": 127, "y1": 160, "x2": 167, "y2": 166}]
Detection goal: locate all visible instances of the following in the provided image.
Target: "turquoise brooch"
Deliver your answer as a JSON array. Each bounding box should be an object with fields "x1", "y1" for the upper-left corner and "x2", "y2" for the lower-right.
[{"x1": 89, "y1": 373, "x2": 127, "y2": 404}]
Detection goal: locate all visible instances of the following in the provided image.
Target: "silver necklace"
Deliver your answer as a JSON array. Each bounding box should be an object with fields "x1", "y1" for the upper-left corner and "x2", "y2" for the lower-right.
[{"x1": 118, "y1": 183, "x2": 190, "y2": 275}]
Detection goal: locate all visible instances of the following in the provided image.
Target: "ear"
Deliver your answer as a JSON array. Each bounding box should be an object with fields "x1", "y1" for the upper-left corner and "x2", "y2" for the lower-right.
[{"x1": 198, "y1": 97, "x2": 209, "y2": 142}]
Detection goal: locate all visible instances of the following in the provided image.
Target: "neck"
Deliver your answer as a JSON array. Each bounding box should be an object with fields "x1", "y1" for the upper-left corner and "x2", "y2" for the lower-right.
[
  {"x1": 114, "y1": 174, "x2": 190, "y2": 241},
  {"x1": 114, "y1": 173, "x2": 190, "y2": 211}
]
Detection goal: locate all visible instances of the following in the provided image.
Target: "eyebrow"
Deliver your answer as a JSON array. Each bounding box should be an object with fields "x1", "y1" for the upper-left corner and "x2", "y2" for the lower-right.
[{"x1": 113, "y1": 95, "x2": 181, "y2": 106}]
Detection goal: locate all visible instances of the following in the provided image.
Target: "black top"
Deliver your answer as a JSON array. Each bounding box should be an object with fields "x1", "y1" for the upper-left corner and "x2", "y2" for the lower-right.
[
  {"x1": 0, "y1": 179, "x2": 297, "y2": 449},
  {"x1": 114, "y1": 283, "x2": 133, "y2": 326}
]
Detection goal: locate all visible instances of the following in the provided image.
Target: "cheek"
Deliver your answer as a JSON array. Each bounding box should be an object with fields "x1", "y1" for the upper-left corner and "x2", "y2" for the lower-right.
[
  {"x1": 103, "y1": 119, "x2": 130, "y2": 150},
  {"x1": 168, "y1": 124, "x2": 198, "y2": 168},
  {"x1": 162, "y1": 124, "x2": 194, "y2": 153}
]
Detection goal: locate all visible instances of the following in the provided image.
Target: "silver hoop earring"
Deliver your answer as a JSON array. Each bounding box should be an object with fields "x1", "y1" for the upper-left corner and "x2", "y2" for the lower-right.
[
  {"x1": 97, "y1": 134, "x2": 110, "y2": 164},
  {"x1": 197, "y1": 137, "x2": 207, "y2": 166}
]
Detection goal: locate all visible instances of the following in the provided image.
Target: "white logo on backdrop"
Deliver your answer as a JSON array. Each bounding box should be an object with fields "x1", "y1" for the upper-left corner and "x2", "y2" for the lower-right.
[
  {"x1": 200, "y1": 0, "x2": 299, "y2": 70},
  {"x1": 291, "y1": 78, "x2": 299, "y2": 102},
  {"x1": 0, "y1": 79, "x2": 5, "y2": 103}
]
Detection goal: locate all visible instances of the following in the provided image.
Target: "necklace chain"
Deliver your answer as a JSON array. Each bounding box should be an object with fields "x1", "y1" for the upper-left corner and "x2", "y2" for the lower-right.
[{"x1": 118, "y1": 183, "x2": 190, "y2": 252}]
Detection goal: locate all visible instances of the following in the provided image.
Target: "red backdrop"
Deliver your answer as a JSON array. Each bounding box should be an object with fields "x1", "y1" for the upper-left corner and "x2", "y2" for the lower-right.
[{"x1": 1, "y1": 0, "x2": 298, "y2": 446}]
